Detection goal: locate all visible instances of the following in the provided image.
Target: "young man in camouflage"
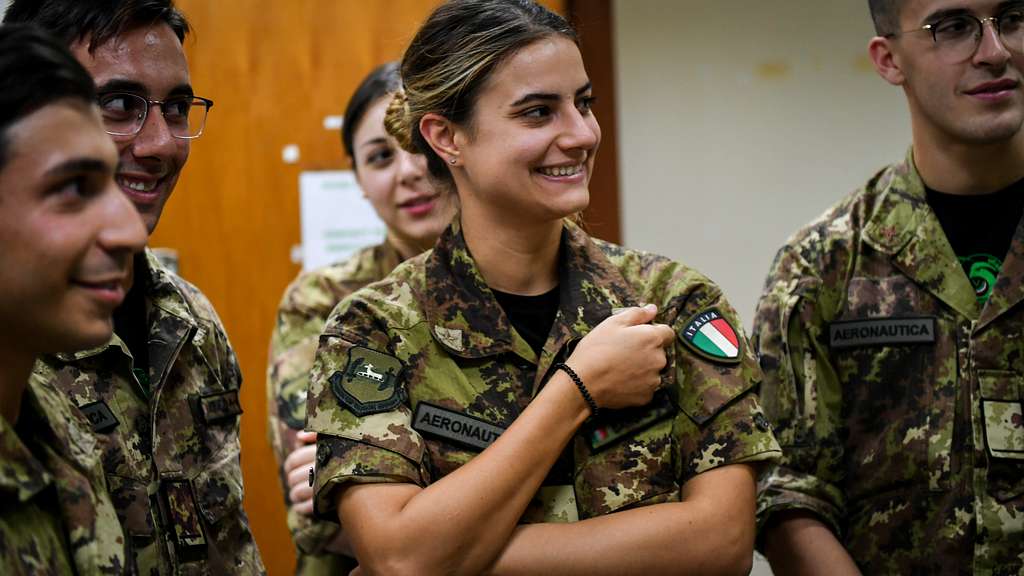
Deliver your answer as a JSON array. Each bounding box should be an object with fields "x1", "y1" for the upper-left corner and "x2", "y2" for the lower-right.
[
  {"x1": 0, "y1": 24, "x2": 148, "y2": 573},
  {"x1": 4, "y1": 1, "x2": 265, "y2": 573},
  {"x1": 755, "y1": 0, "x2": 1024, "y2": 573}
]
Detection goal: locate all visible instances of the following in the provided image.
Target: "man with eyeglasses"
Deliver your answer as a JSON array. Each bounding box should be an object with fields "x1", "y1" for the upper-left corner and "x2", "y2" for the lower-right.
[
  {"x1": 754, "y1": 1, "x2": 1024, "y2": 574},
  {"x1": 3, "y1": 1, "x2": 265, "y2": 573}
]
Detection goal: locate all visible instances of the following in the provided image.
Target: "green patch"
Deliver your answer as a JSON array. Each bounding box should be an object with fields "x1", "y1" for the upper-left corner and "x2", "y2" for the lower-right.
[
  {"x1": 959, "y1": 253, "x2": 1002, "y2": 304},
  {"x1": 678, "y1": 308, "x2": 742, "y2": 364},
  {"x1": 329, "y1": 346, "x2": 405, "y2": 417}
]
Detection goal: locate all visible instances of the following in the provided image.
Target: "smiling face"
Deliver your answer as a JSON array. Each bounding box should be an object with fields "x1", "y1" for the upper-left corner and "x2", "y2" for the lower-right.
[
  {"x1": 353, "y1": 95, "x2": 454, "y2": 258},
  {"x1": 0, "y1": 101, "x2": 147, "y2": 353},
  {"x1": 71, "y1": 23, "x2": 192, "y2": 234},
  {"x1": 450, "y1": 35, "x2": 600, "y2": 225},
  {"x1": 891, "y1": 0, "x2": 1024, "y2": 146}
]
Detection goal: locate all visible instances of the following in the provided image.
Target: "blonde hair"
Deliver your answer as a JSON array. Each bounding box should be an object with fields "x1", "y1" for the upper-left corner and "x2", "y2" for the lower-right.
[{"x1": 384, "y1": 0, "x2": 577, "y2": 188}]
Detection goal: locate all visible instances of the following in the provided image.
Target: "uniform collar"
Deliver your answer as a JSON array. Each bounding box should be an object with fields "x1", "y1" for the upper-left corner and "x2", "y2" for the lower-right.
[
  {"x1": 862, "y1": 148, "x2": 979, "y2": 320},
  {"x1": 422, "y1": 218, "x2": 639, "y2": 363}
]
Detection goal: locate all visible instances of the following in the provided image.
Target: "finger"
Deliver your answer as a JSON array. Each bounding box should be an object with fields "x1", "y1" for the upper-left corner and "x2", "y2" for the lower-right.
[
  {"x1": 296, "y1": 430, "x2": 317, "y2": 444},
  {"x1": 611, "y1": 303, "x2": 658, "y2": 326},
  {"x1": 284, "y1": 443, "x2": 318, "y2": 474},
  {"x1": 290, "y1": 483, "x2": 314, "y2": 506},
  {"x1": 287, "y1": 463, "x2": 313, "y2": 491},
  {"x1": 293, "y1": 499, "x2": 314, "y2": 517},
  {"x1": 652, "y1": 323, "x2": 676, "y2": 346}
]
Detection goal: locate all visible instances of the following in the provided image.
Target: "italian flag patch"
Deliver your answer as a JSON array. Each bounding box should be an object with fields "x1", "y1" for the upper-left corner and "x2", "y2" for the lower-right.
[{"x1": 680, "y1": 309, "x2": 742, "y2": 364}]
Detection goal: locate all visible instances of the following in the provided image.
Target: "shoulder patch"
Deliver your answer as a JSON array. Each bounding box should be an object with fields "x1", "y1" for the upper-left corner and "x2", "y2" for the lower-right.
[
  {"x1": 678, "y1": 308, "x2": 742, "y2": 364},
  {"x1": 329, "y1": 346, "x2": 405, "y2": 417}
]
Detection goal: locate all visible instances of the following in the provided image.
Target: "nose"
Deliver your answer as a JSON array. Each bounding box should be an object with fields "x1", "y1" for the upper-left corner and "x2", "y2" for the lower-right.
[
  {"x1": 129, "y1": 103, "x2": 180, "y2": 160},
  {"x1": 396, "y1": 148, "x2": 427, "y2": 187},
  {"x1": 974, "y1": 17, "x2": 1011, "y2": 67},
  {"x1": 97, "y1": 177, "x2": 148, "y2": 259},
  {"x1": 559, "y1": 106, "x2": 600, "y2": 155}
]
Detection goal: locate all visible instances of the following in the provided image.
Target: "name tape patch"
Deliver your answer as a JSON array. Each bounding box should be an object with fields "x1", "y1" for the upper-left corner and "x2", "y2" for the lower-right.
[
  {"x1": 412, "y1": 403, "x2": 505, "y2": 451},
  {"x1": 80, "y1": 401, "x2": 119, "y2": 434},
  {"x1": 198, "y1": 390, "x2": 244, "y2": 424},
  {"x1": 829, "y1": 317, "x2": 937, "y2": 349}
]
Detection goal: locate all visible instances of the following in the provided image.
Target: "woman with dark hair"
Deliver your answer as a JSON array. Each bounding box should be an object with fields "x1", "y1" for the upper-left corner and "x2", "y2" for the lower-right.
[
  {"x1": 0, "y1": 23, "x2": 147, "y2": 573},
  {"x1": 268, "y1": 61, "x2": 455, "y2": 573},
  {"x1": 306, "y1": 2, "x2": 781, "y2": 574}
]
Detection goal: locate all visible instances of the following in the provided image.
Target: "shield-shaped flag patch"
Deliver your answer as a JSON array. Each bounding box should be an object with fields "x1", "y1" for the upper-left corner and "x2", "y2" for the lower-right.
[
  {"x1": 330, "y1": 346, "x2": 405, "y2": 417},
  {"x1": 679, "y1": 308, "x2": 742, "y2": 364}
]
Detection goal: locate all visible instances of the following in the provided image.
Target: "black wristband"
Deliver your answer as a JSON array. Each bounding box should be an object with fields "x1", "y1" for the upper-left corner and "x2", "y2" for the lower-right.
[{"x1": 554, "y1": 362, "x2": 598, "y2": 417}]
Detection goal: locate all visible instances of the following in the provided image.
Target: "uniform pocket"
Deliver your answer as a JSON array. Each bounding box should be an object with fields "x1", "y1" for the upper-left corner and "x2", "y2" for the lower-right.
[
  {"x1": 574, "y1": 395, "x2": 679, "y2": 518},
  {"x1": 978, "y1": 370, "x2": 1024, "y2": 502}
]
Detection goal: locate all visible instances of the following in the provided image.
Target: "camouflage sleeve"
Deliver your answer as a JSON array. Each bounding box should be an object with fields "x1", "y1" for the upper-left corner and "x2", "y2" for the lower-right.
[
  {"x1": 668, "y1": 288, "x2": 782, "y2": 485},
  {"x1": 306, "y1": 305, "x2": 429, "y2": 520},
  {"x1": 752, "y1": 245, "x2": 846, "y2": 538},
  {"x1": 266, "y1": 276, "x2": 344, "y2": 553}
]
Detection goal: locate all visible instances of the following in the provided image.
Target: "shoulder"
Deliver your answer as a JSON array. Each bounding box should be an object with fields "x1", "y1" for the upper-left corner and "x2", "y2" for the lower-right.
[
  {"x1": 278, "y1": 244, "x2": 393, "y2": 320},
  {"x1": 593, "y1": 237, "x2": 723, "y2": 310}
]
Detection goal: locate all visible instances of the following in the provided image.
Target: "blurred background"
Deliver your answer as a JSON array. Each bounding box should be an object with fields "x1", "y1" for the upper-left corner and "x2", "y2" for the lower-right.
[{"x1": 1, "y1": 1, "x2": 911, "y2": 573}]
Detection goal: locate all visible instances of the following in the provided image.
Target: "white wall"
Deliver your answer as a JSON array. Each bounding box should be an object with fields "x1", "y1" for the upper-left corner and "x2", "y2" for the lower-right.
[{"x1": 614, "y1": 0, "x2": 911, "y2": 328}]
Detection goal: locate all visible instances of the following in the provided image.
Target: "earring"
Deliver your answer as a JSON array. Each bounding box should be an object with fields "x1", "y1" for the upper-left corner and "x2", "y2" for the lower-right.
[{"x1": 449, "y1": 157, "x2": 457, "y2": 165}]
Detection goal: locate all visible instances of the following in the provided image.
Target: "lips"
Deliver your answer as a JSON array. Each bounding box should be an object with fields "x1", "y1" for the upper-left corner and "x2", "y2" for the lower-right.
[
  {"x1": 398, "y1": 194, "x2": 438, "y2": 217},
  {"x1": 72, "y1": 277, "x2": 127, "y2": 308},
  {"x1": 117, "y1": 173, "x2": 165, "y2": 205},
  {"x1": 965, "y1": 78, "x2": 1019, "y2": 96}
]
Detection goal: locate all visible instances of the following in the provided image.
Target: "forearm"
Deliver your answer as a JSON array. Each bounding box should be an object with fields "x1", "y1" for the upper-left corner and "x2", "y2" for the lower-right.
[
  {"x1": 488, "y1": 465, "x2": 757, "y2": 576},
  {"x1": 762, "y1": 512, "x2": 860, "y2": 576},
  {"x1": 340, "y1": 372, "x2": 589, "y2": 576}
]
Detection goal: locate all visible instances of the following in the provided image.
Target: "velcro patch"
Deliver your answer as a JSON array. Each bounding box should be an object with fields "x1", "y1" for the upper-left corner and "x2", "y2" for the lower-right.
[
  {"x1": 412, "y1": 403, "x2": 505, "y2": 451},
  {"x1": 586, "y1": 392, "x2": 675, "y2": 452},
  {"x1": 679, "y1": 308, "x2": 742, "y2": 364},
  {"x1": 330, "y1": 346, "x2": 405, "y2": 417},
  {"x1": 829, "y1": 317, "x2": 936, "y2": 349},
  {"x1": 160, "y1": 478, "x2": 207, "y2": 561},
  {"x1": 198, "y1": 390, "x2": 243, "y2": 424},
  {"x1": 80, "y1": 401, "x2": 119, "y2": 434}
]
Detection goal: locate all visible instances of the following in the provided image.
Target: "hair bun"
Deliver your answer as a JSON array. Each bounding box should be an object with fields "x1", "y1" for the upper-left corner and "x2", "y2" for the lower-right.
[{"x1": 384, "y1": 90, "x2": 417, "y2": 153}]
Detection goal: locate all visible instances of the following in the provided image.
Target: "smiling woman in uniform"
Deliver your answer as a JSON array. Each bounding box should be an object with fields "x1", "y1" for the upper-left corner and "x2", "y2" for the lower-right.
[{"x1": 305, "y1": 1, "x2": 781, "y2": 574}]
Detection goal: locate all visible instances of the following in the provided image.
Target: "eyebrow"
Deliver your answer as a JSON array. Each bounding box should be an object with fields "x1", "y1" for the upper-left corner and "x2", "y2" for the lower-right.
[
  {"x1": 46, "y1": 158, "x2": 112, "y2": 178},
  {"x1": 924, "y1": 1, "x2": 1024, "y2": 23},
  {"x1": 359, "y1": 137, "x2": 388, "y2": 150},
  {"x1": 95, "y1": 78, "x2": 194, "y2": 98},
  {"x1": 510, "y1": 82, "x2": 593, "y2": 108}
]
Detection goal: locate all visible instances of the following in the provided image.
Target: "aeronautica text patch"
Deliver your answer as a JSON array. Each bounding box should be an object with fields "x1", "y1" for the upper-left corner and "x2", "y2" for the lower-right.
[
  {"x1": 412, "y1": 403, "x2": 505, "y2": 451},
  {"x1": 330, "y1": 346, "x2": 405, "y2": 417},
  {"x1": 679, "y1": 308, "x2": 742, "y2": 364},
  {"x1": 829, "y1": 317, "x2": 936, "y2": 349}
]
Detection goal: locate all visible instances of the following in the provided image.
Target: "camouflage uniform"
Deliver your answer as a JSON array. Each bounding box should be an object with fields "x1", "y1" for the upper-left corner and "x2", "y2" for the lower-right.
[
  {"x1": 753, "y1": 150, "x2": 1024, "y2": 575},
  {"x1": 307, "y1": 219, "x2": 781, "y2": 527},
  {"x1": 0, "y1": 376, "x2": 126, "y2": 575},
  {"x1": 31, "y1": 249, "x2": 265, "y2": 575},
  {"x1": 267, "y1": 242, "x2": 400, "y2": 574}
]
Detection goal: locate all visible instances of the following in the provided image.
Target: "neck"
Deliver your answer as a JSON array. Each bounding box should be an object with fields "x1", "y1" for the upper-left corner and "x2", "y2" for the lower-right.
[
  {"x1": 387, "y1": 232, "x2": 432, "y2": 262},
  {"x1": 460, "y1": 202, "x2": 562, "y2": 295},
  {"x1": 0, "y1": 341, "x2": 37, "y2": 425},
  {"x1": 912, "y1": 124, "x2": 1024, "y2": 195}
]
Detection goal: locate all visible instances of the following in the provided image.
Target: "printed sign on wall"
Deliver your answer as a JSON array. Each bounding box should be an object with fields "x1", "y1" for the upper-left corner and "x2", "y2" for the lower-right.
[{"x1": 299, "y1": 170, "x2": 386, "y2": 271}]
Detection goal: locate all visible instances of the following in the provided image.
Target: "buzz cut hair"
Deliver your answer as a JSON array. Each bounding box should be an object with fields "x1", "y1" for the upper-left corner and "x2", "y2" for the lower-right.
[
  {"x1": 868, "y1": 0, "x2": 904, "y2": 36},
  {"x1": 3, "y1": 0, "x2": 190, "y2": 52}
]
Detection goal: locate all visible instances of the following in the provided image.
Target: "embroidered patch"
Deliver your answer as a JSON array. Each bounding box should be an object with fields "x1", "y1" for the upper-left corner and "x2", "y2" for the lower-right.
[
  {"x1": 829, "y1": 317, "x2": 936, "y2": 349},
  {"x1": 160, "y1": 478, "x2": 207, "y2": 561},
  {"x1": 679, "y1": 308, "x2": 742, "y2": 364},
  {"x1": 586, "y1": 392, "x2": 675, "y2": 452},
  {"x1": 433, "y1": 325, "x2": 464, "y2": 353},
  {"x1": 330, "y1": 346, "x2": 405, "y2": 417},
  {"x1": 412, "y1": 402, "x2": 505, "y2": 451},
  {"x1": 198, "y1": 390, "x2": 243, "y2": 424},
  {"x1": 80, "y1": 401, "x2": 119, "y2": 434}
]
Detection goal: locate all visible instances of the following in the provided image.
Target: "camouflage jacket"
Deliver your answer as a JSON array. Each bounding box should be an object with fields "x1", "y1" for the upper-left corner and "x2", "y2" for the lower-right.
[
  {"x1": 267, "y1": 242, "x2": 400, "y2": 574},
  {"x1": 32, "y1": 249, "x2": 265, "y2": 575},
  {"x1": 0, "y1": 377, "x2": 126, "y2": 574},
  {"x1": 308, "y1": 219, "x2": 780, "y2": 524},
  {"x1": 753, "y1": 150, "x2": 1024, "y2": 575}
]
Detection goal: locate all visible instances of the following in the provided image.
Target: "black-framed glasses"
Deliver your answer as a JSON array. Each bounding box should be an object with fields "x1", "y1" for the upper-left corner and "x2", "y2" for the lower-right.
[
  {"x1": 888, "y1": 8, "x2": 1024, "y2": 62},
  {"x1": 98, "y1": 92, "x2": 214, "y2": 139}
]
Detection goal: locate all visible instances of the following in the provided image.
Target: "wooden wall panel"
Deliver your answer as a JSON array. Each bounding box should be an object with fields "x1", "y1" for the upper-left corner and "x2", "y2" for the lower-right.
[{"x1": 153, "y1": 1, "x2": 567, "y2": 573}]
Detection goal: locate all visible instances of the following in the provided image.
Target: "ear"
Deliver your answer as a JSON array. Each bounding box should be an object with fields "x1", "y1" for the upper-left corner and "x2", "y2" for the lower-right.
[
  {"x1": 868, "y1": 36, "x2": 905, "y2": 86},
  {"x1": 420, "y1": 113, "x2": 461, "y2": 163}
]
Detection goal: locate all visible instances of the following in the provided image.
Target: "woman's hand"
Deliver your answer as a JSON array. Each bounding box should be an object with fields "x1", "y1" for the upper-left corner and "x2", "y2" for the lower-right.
[
  {"x1": 284, "y1": 430, "x2": 318, "y2": 516},
  {"x1": 566, "y1": 304, "x2": 676, "y2": 411}
]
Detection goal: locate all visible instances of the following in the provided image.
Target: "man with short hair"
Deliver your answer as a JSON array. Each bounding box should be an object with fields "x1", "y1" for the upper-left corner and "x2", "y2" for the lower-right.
[
  {"x1": 0, "y1": 23, "x2": 147, "y2": 573},
  {"x1": 4, "y1": 1, "x2": 265, "y2": 573},
  {"x1": 754, "y1": 0, "x2": 1024, "y2": 573}
]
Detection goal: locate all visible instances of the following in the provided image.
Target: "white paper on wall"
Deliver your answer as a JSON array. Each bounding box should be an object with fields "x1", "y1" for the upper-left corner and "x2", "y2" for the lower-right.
[{"x1": 299, "y1": 170, "x2": 386, "y2": 272}]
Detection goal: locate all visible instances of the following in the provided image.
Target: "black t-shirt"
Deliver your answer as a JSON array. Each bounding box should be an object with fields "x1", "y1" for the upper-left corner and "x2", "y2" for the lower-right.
[
  {"x1": 926, "y1": 179, "x2": 1024, "y2": 304},
  {"x1": 492, "y1": 285, "x2": 560, "y2": 357}
]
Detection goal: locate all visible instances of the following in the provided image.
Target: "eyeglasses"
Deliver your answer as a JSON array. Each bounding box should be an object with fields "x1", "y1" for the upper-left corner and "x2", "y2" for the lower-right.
[
  {"x1": 98, "y1": 92, "x2": 214, "y2": 139},
  {"x1": 888, "y1": 8, "x2": 1024, "y2": 62}
]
